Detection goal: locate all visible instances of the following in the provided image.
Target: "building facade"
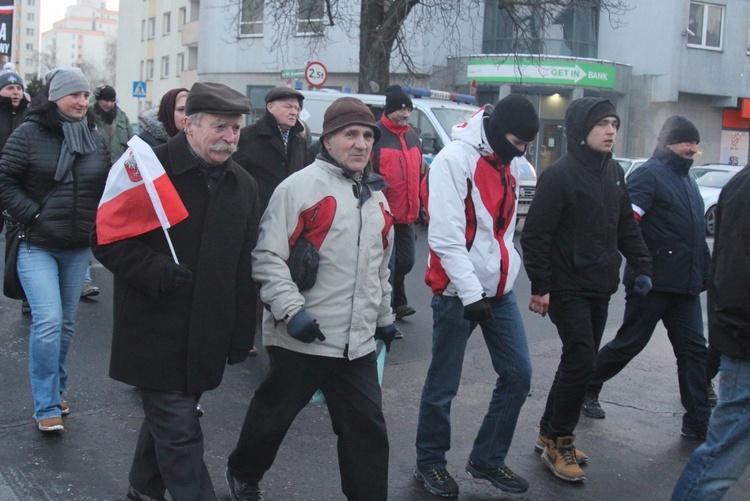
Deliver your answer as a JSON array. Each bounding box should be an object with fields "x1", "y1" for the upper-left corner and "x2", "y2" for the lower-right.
[
  {"x1": 115, "y1": 0, "x2": 750, "y2": 167},
  {"x1": 8, "y1": 0, "x2": 41, "y2": 81},
  {"x1": 41, "y1": 0, "x2": 118, "y2": 89}
]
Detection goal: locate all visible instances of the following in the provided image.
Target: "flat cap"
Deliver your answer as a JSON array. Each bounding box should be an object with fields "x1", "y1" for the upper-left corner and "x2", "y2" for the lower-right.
[
  {"x1": 185, "y1": 82, "x2": 251, "y2": 115},
  {"x1": 265, "y1": 87, "x2": 304, "y2": 105}
]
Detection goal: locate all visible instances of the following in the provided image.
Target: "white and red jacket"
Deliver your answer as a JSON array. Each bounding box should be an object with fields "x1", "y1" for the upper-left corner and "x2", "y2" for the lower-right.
[
  {"x1": 423, "y1": 106, "x2": 523, "y2": 305},
  {"x1": 252, "y1": 159, "x2": 395, "y2": 360},
  {"x1": 372, "y1": 115, "x2": 422, "y2": 224}
]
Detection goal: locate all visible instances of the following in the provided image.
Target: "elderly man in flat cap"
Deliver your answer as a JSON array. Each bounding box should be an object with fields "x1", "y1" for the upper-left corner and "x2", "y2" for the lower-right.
[
  {"x1": 92, "y1": 82, "x2": 260, "y2": 501},
  {"x1": 225, "y1": 97, "x2": 397, "y2": 501}
]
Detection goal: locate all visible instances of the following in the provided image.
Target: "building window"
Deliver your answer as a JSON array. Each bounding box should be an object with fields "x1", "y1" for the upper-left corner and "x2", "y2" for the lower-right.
[
  {"x1": 26, "y1": 43, "x2": 33, "y2": 50},
  {"x1": 483, "y1": 2, "x2": 598, "y2": 58},
  {"x1": 27, "y1": 0, "x2": 35, "y2": 5},
  {"x1": 161, "y1": 56, "x2": 169, "y2": 78},
  {"x1": 26, "y1": 12, "x2": 34, "y2": 21},
  {"x1": 148, "y1": 17, "x2": 156, "y2": 39},
  {"x1": 297, "y1": 0, "x2": 324, "y2": 35},
  {"x1": 163, "y1": 12, "x2": 171, "y2": 35},
  {"x1": 187, "y1": 47, "x2": 198, "y2": 71},
  {"x1": 240, "y1": 0, "x2": 263, "y2": 37},
  {"x1": 176, "y1": 53, "x2": 184, "y2": 76},
  {"x1": 178, "y1": 7, "x2": 186, "y2": 31},
  {"x1": 140, "y1": 60, "x2": 144, "y2": 80},
  {"x1": 26, "y1": 28, "x2": 34, "y2": 36},
  {"x1": 246, "y1": 85, "x2": 275, "y2": 124},
  {"x1": 141, "y1": 20, "x2": 146, "y2": 41},
  {"x1": 146, "y1": 59, "x2": 154, "y2": 81},
  {"x1": 687, "y1": 1, "x2": 723, "y2": 50}
]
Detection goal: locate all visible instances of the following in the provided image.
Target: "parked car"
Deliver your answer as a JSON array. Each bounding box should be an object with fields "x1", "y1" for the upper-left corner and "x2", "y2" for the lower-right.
[
  {"x1": 516, "y1": 156, "x2": 536, "y2": 220},
  {"x1": 615, "y1": 157, "x2": 649, "y2": 181},
  {"x1": 689, "y1": 164, "x2": 745, "y2": 236}
]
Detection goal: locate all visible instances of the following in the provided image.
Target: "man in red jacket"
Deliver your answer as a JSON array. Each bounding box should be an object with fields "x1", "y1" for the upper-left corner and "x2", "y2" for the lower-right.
[{"x1": 372, "y1": 85, "x2": 422, "y2": 324}]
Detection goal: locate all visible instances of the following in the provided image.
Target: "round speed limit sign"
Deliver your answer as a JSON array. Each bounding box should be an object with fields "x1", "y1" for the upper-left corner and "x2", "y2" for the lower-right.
[{"x1": 305, "y1": 61, "x2": 328, "y2": 87}]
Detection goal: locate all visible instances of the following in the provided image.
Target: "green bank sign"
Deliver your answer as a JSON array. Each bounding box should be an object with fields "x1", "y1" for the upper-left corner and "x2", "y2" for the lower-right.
[{"x1": 468, "y1": 58, "x2": 616, "y2": 89}]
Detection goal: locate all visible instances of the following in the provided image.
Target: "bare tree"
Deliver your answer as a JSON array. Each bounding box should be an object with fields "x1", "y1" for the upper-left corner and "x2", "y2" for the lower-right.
[{"x1": 224, "y1": 0, "x2": 632, "y2": 93}]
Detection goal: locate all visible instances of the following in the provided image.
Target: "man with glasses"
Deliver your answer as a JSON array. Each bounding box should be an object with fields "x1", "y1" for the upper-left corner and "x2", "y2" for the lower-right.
[{"x1": 90, "y1": 84, "x2": 133, "y2": 161}]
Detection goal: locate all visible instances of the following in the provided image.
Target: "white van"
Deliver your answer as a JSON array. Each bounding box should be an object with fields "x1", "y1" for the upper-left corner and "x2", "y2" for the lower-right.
[{"x1": 299, "y1": 87, "x2": 480, "y2": 162}]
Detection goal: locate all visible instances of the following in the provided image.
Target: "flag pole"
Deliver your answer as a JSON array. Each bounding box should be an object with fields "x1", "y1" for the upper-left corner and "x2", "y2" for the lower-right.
[{"x1": 129, "y1": 140, "x2": 180, "y2": 264}]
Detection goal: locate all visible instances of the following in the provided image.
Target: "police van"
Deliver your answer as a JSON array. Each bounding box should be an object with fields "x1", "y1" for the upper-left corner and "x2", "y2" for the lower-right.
[{"x1": 299, "y1": 86, "x2": 479, "y2": 163}]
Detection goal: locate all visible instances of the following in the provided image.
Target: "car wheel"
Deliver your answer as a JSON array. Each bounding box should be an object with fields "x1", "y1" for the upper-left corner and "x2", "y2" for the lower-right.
[{"x1": 705, "y1": 205, "x2": 717, "y2": 237}]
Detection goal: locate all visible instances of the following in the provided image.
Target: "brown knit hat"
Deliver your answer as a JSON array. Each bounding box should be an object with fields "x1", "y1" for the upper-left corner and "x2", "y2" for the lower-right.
[{"x1": 320, "y1": 97, "x2": 381, "y2": 142}]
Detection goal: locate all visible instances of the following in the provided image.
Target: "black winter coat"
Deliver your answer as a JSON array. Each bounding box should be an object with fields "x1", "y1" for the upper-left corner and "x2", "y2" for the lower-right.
[
  {"x1": 0, "y1": 95, "x2": 29, "y2": 151},
  {"x1": 0, "y1": 104, "x2": 109, "y2": 249},
  {"x1": 92, "y1": 132, "x2": 260, "y2": 393},
  {"x1": 521, "y1": 98, "x2": 651, "y2": 297},
  {"x1": 707, "y1": 164, "x2": 750, "y2": 360},
  {"x1": 232, "y1": 113, "x2": 307, "y2": 215},
  {"x1": 624, "y1": 146, "x2": 710, "y2": 295}
]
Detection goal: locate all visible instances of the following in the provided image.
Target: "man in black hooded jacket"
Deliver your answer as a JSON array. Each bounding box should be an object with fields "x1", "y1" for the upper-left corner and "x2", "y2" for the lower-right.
[{"x1": 521, "y1": 97, "x2": 652, "y2": 482}]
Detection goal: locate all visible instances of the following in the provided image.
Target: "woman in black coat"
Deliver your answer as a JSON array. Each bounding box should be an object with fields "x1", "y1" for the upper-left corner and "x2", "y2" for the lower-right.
[{"x1": 0, "y1": 67, "x2": 109, "y2": 433}]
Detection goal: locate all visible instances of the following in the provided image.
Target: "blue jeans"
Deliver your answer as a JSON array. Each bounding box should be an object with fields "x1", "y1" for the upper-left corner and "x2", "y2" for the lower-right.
[
  {"x1": 17, "y1": 244, "x2": 89, "y2": 420},
  {"x1": 587, "y1": 291, "x2": 710, "y2": 428},
  {"x1": 671, "y1": 355, "x2": 750, "y2": 501},
  {"x1": 416, "y1": 292, "x2": 531, "y2": 469},
  {"x1": 389, "y1": 223, "x2": 416, "y2": 308}
]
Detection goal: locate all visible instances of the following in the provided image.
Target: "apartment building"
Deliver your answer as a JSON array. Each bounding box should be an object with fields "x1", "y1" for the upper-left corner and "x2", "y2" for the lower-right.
[{"x1": 8, "y1": 0, "x2": 41, "y2": 80}]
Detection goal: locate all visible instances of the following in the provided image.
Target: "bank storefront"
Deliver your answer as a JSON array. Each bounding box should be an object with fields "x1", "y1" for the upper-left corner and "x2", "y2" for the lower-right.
[{"x1": 465, "y1": 55, "x2": 632, "y2": 173}]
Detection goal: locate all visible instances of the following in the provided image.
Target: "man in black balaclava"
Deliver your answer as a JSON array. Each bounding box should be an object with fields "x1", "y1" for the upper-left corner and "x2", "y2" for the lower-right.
[
  {"x1": 414, "y1": 94, "x2": 539, "y2": 497},
  {"x1": 521, "y1": 98, "x2": 652, "y2": 483},
  {"x1": 583, "y1": 115, "x2": 711, "y2": 443}
]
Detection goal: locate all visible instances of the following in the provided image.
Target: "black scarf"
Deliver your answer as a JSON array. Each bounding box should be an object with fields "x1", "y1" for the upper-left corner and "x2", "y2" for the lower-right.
[{"x1": 94, "y1": 103, "x2": 118, "y2": 125}]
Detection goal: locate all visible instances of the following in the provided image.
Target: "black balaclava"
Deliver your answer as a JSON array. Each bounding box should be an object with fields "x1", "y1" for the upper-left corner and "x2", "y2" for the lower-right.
[{"x1": 484, "y1": 94, "x2": 539, "y2": 163}]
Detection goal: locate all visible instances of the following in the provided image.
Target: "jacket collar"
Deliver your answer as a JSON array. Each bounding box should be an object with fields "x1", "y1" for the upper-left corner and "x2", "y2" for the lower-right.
[
  {"x1": 380, "y1": 114, "x2": 411, "y2": 135},
  {"x1": 652, "y1": 145, "x2": 694, "y2": 175}
]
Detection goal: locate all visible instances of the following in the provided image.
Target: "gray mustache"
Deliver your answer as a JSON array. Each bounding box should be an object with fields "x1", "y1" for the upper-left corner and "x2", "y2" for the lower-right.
[{"x1": 210, "y1": 142, "x2": 238, "y2": 154}]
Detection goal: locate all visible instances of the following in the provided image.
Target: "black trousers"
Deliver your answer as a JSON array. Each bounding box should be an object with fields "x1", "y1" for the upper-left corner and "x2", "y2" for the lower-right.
[
  {"x1": 129, "y1": 389, "x2": 215, "y2": 501},
  {"x1": 228, "y1": 346, "x2": 389, "y2": 501},
  {"x1": 389, "y1": 223, "x2": 416, "y2": 308},
  {"x1": 540, "y1": 294, "x2": 609, "y2": 439}
]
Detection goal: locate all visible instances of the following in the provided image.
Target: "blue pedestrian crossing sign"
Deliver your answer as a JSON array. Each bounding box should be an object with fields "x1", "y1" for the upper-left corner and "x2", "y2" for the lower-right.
[{"x1": 132, "y1": 81, "x2": 147, "y2": 98}]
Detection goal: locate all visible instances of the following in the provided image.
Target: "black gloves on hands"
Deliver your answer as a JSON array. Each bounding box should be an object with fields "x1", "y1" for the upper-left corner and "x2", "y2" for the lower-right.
[
  {"x1": 287, "y1": 309, "x2": 326, "y2": 343},
  {"x1": 632, "y1": 274, "x2": 653, "y2": 297},
  {"x1": 375, "y1": 324, "x2": 398, "y2": 352},
  {"x1": 227, "y1": 347, "x2": 249, "y2": 365},
  {"x1": 463, "y1": 297, "x2": 494, "y2": 322},
  {"x1": 160, "y1": 263, "x2": 193, "y2": 293}
]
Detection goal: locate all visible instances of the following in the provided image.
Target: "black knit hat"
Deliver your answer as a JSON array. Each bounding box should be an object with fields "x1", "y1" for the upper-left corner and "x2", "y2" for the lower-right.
[
  {"x1": 583, "y1": 100, "x2": 620, "y2": 137},
  {"x1": 658, "y1": 115, "x2": 700, "y2": 147},
  {"x1": 384, "y1": 85, "x2": 413, "y2": 115},
  {"x1": 485, "y1": 94, "x2": 539, "y2": 162},
  {"x1": 95, "y1": 84, "x2": 116, "y2": 101},
  {"x1": 320, "y1": 97, "x2": 381, "y2": 142},
  {"x1": 185, "y1": 82, "x2": 252, "y2": 115},
  {"x1": 0, "y1": 70, "x2": 24, "y2": 91}
]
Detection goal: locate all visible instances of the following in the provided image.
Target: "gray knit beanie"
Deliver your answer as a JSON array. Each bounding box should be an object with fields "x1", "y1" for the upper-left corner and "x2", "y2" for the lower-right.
[
  {"x1": 46, "y1": 67, "x2": 91, "y2": 102},
  {"x1": 0, "y1": 70, "x2": 24, "y2": 91}
]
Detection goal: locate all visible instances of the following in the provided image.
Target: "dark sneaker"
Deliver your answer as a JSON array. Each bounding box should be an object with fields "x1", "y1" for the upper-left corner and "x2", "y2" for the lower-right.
[
  {"x1": 394, "y1": 327, "x2": 404, "y2": 339},
  {"x1": 395, "y1": 304, "x2": 417, "y2": 319},
  {"x1": 681, "y1": 424, "x2": 708, "y2": 440},
  {"x1": 196, "y1": 403, "x2": 204, "y2": 417},
  {"x1": 414, "y1": 466, "x2": 459, "y2": 498},
  {"x1": 466, "y1": 460, "x2": 529, "y2": 493},
  {"x1": 708, "y1": 382, "x2": 718, "y2": 407},
  {"x1": 226, "y1": 468, "x2": 263, "y2": 501},
  {"x1": 21, "y1": 299, "x2": 31, "y2": 315},
  {"x1": 582, "y1": 394, "x2": 606, "y2": 419}
]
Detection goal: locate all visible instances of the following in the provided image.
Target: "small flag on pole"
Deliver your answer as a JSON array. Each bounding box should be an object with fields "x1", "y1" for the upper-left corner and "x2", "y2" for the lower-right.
[{"x1": 96, "y1": 136, "x2": 188, "y2": 246}]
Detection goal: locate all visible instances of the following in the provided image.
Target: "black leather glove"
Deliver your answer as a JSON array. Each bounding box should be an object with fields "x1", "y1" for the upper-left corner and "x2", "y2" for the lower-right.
[
  {"x1": 375, "y1": 324, "x2": 398, "y2": 352},
  {"x1": 632, "y1": 274, "x2": 653, "y2": 297},
  {"x1": 227, "y1": 347, "x2": 250, "y2": 365},
  {"x1": 160, "y1": 262, "x2": 193, "y2": 293},
  {"x1": 287, "y1": 309, "x2": 326, "y2": 343},
  {"x1": 463, "y1": 297, "x2": 493, "y2": 322}
]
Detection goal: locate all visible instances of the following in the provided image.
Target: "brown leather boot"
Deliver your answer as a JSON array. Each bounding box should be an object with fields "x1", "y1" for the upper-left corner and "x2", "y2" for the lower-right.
[
  {"x1": 542, "y1": 436, "x2": 586, "y2": 481},
  {"x1": 535, "y1": 433, "x2": 588, "y2": 463}
]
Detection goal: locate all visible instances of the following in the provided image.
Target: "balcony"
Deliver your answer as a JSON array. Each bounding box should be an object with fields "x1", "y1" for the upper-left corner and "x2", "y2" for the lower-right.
[{"x1": 181, "y1": 20, "x2": 199, "y2": 46}]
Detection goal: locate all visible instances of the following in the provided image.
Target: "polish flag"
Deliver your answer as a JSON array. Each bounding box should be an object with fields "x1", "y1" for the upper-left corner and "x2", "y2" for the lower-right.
[{"x1": 96, "y1": 136, "x2": 188, "y2": 245}]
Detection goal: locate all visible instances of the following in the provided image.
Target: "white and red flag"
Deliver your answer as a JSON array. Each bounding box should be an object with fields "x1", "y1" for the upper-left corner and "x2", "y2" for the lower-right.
[{"x1": 96, "y1": 136, "x2": 188, "y2": 253}]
